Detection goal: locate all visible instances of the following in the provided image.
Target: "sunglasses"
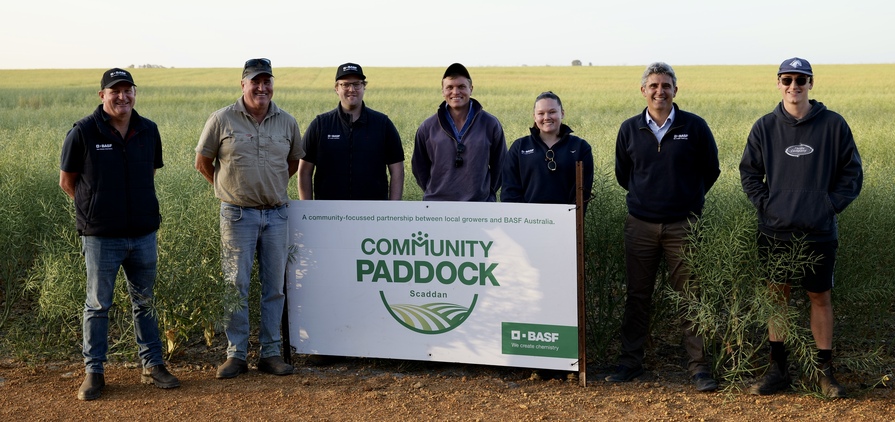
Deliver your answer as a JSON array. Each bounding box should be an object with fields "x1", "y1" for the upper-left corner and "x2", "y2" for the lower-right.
[
  {"x1": 779, "y1": 76, "x2": 809, "y2": 86},
  {"x1": 545, "y1": 149, "x2": 556, "y2": 171},
  {"x1": 454, "y1": 142, "x2": 465, "y2": 168},
  {"x1": 245, "y1": 58, "x2": 271, "y2": 67}
]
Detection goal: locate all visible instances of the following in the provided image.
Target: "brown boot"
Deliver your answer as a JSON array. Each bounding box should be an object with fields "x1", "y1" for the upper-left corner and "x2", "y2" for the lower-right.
[
  {"x1": 77, "y1": 372, "x2": 105, "y2": 401},
  {"x1": 817, "y1": 363, "x2": 847, "y2": 398},
  {"x1": 141, "y1": 364, "x2": 181, "y2": 389},
  {"x1": 749, "y1": 363, "x2": 791, "y2": 395}
]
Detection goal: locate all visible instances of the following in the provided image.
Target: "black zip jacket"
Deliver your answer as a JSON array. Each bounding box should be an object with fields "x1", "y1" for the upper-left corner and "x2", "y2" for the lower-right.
[{"x1": 615, "y1": 104, "x2": 720, "y2": 223}]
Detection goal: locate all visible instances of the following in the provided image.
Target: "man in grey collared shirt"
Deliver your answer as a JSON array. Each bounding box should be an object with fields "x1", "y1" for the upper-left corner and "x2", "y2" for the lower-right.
[{"x1": 195, "y1": 58, "x2": 304, "y2": 379}]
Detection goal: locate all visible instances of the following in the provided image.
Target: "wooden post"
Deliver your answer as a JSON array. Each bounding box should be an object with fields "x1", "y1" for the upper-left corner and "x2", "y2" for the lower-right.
[{"x1": 576, "y1": 161, "x2": 587, "y2": 386}]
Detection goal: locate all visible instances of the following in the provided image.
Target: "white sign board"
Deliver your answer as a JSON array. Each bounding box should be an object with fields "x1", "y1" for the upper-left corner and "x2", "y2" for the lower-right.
[{"x1": 286, "y1": 200, "x2": 579, "y2": 371}]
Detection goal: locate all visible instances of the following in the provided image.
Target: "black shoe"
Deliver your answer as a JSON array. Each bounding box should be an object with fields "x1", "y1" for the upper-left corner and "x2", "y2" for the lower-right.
[
  {"x1": 216, "y1": 357, "x2": 248, "y2": 379},
  {"x1": 817, "y1": 364, "x2": 847, "y2": 398},
  {"x1": 257, "y1": 355, "x2": 294, "y2": 376},
  {"x1": 77, "y1": 372, "x2": 105, "y2": 401},
  {"x1": 605, "y1": 365, "x2": 644, "y2": 382},
  {"x1": 141, "y1": 364, "x2": 181, "y2": 389},
  {"x1": 749, "y1": 365, "x2": 791, "y2": 395},
  {"x1": 692, "y1": 372, "x2": 718, "y2": 392}
]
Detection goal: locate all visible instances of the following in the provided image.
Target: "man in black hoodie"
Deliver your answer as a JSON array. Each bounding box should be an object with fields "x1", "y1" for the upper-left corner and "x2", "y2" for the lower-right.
[
  {"x1": 740, "y1": 57, "x2": 863, "y2": 398},
  {"x1": 608, "y1": 62, "x2": 721, "y2": 392}
]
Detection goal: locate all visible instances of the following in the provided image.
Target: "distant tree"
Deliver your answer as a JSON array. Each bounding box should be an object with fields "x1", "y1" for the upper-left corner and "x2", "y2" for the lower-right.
[{"x1": 572, "y1": 60, "x2": 582, "y2": 66}]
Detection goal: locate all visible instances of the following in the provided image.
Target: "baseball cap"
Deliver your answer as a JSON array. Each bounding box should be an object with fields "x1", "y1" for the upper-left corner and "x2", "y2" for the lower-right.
[
  {"x1": 777, "y1": 57, "x2": 813, "y2": 76},
  {"x1": 443, "y1": 63, "x2": 471, "y2": 80},
  {"x1": 243, "y1": 58, "x2": 273, "y2": 80},
  {"x1": 335, "y1": 63, "x2": 365, "y2": 81},
  {"x1": 101, "y1": 68, "x2": 136, "y2": 89}
]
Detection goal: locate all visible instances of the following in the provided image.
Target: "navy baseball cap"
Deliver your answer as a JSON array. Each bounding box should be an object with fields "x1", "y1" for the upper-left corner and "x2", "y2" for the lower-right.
[
  {"x1": 777, "y1": 57, "x2": 813, "y2": 76},
  {"x1": 101, "y1": 68, "x2": 136, "y2": 89}
]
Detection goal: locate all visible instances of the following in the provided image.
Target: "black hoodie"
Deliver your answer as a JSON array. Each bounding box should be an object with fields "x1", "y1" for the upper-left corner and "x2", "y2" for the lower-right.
[{"x1": 740, "y1": 100, "x2": 863, "y2": 241}]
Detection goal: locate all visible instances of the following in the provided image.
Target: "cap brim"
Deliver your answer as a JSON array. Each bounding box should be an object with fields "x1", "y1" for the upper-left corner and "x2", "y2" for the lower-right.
[
  {"x1": 778, "y1": 70, "x2": 813, "y2": 76},
  {"x1": 244, "y1": 71, "x2": 273, "y2": 80},
  {"x1": 103, "y1": 79, "x2": 136, "y2": 89}
]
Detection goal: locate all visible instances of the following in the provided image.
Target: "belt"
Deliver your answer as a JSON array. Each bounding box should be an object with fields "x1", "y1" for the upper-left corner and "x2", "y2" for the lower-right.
[{"x1": 252, "y1": 203, "x2": 283, "y2": 210}]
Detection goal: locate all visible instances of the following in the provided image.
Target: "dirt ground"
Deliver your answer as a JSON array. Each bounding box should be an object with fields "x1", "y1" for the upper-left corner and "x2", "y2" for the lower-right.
[{"x1": 1, "y1": 338, "x2": 893, "y2": 422}]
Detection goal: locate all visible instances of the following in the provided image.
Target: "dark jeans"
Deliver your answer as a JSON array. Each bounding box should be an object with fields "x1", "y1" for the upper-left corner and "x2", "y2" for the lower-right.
[{"x1": 617, "y1": 214, "x2": 710, "y2": 375}]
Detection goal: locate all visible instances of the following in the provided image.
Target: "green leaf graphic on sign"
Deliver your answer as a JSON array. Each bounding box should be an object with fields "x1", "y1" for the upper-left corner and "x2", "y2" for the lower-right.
[{"x1": 379, "y1": 291, "x2": 478, "y2": 334}]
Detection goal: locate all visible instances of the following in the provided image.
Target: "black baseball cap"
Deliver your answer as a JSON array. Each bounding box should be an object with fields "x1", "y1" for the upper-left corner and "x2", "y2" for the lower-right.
[
  {"x1": 443, "y1": 63, "x2": 471, "y2": 80},
  {"x1": 101, "y1": 68, "x2": 136, "y2": 89},
  {"x1": 335, "y1": 63, "x2": 365, "y2": 81},
  {"x1": 243, "y1": 58, "x2": 273, "y2": 80}
]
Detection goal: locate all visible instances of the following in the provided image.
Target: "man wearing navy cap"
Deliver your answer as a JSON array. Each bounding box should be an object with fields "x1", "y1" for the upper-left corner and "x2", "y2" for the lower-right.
[
  {"x1": 412, "y1": 63, "x2": 506, "y2": 201},
  {"x1": 195, "y1": 58, "x2": 304, "y2": 379},
  {"x1": 740, "y1": 57, "x2": 863, "y2": 398},
  {"x1": 298, "y1": 62, "x2": 404, "y2": 201},
  {"x1": 60, "y1": 68, "x2": 180, "y2": 400}
]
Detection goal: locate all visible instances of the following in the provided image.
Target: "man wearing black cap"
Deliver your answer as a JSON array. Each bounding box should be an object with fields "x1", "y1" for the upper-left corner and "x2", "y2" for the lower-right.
[
  {"x1": 60, "y1": 68, "x2": 180, "y2": 400},
  {"x1": 298, "y1": 62, "x2": 404, "y2": 200},
  {"x1": 411, "y1": 63, "x2": 506, "y2": 201},
  {"x1": 740, "y1": 57, "x2": 863, "y2": 398},
  {"x1": 195, "y1": 58, "x2": 304, "y2": 379}
]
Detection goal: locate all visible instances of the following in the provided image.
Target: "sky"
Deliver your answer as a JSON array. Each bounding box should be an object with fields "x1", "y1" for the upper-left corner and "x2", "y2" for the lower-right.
[{"x1": 3, "y1": 0, "x2": 892, "y2": 70}]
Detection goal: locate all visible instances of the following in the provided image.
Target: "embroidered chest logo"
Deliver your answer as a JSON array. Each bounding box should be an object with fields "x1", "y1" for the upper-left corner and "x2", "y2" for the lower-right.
[
  {"x1": 95, "y1": 143, "x2": 113, "y2": 151},
  {"x1": 327, "y1": 134, "x2": 341, "y2": 140},
  {"x1": 521, "y1": 148, "x2": 535, "y2": 155},
  {"x1": 673, "y1": 134, "x2": 689, "y2": 141},
  {"x1": 785, "y1": 144, "x2": 814, "y2": 157}
]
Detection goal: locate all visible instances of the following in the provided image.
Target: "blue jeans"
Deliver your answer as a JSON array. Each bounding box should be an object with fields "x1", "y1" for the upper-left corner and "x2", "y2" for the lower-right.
[
  {"x1": 82, "y1": 232, "x2": 164, "y2": 374},
  {"x1": 220, "y1": 202, "x2": 288, "y2": 360}
]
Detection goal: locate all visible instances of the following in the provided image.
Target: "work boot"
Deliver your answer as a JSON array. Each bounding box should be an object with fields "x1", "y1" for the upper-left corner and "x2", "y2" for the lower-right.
[
  {"x1": 749, "y1": 363, "x2": 791, "y2": 395},
  {"x1": 216, "y1": 357, "x2": 248, "y2": 379},
  {"x1": 77, "y1": 372, "x2": 105, "y2": 401},
  {"x1": 604, "y1": 365, "x2": 644, "y2": 382},
  {"x1": 817, "y1": 363, "x2": 847, "y2": 398},
  {"x1": 257, "y1": 355, "x2": 294, "y2": 376},
  {"x1": 141, "y1": 364, "x2": 181, "y2": 389},
  {"x1": 692, "y1": 372, "x2": 719, "y2": 392}
]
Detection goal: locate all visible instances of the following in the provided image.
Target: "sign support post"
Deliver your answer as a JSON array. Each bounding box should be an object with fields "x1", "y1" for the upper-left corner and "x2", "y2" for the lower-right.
[{"x1": 576, "y1": 161, "x2": 587, "y2": 386}]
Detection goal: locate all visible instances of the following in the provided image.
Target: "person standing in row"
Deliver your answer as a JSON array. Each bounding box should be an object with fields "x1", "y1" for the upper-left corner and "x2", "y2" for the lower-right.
[
  {"x1": 195, "y1": 58, "x2": 304, "y2": 379},
  {"x1": 608, "y1": 62, "x2": 721, "y2": 392},
  {"x1": 501, "y1": 91, "x2": 594, "y2": 207},
  {"x1": 60, "y1": 68, "x2": 180, "y2": 400},
  {"x1": 740, "y1": 57, "x2": 863, "y2": 398},
  {"x1": 412, "y1": 63, "x2": 506, "y2": 201},
  {"x1": 298, "y1": 62, "x2": 404, "y2": 201}
]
